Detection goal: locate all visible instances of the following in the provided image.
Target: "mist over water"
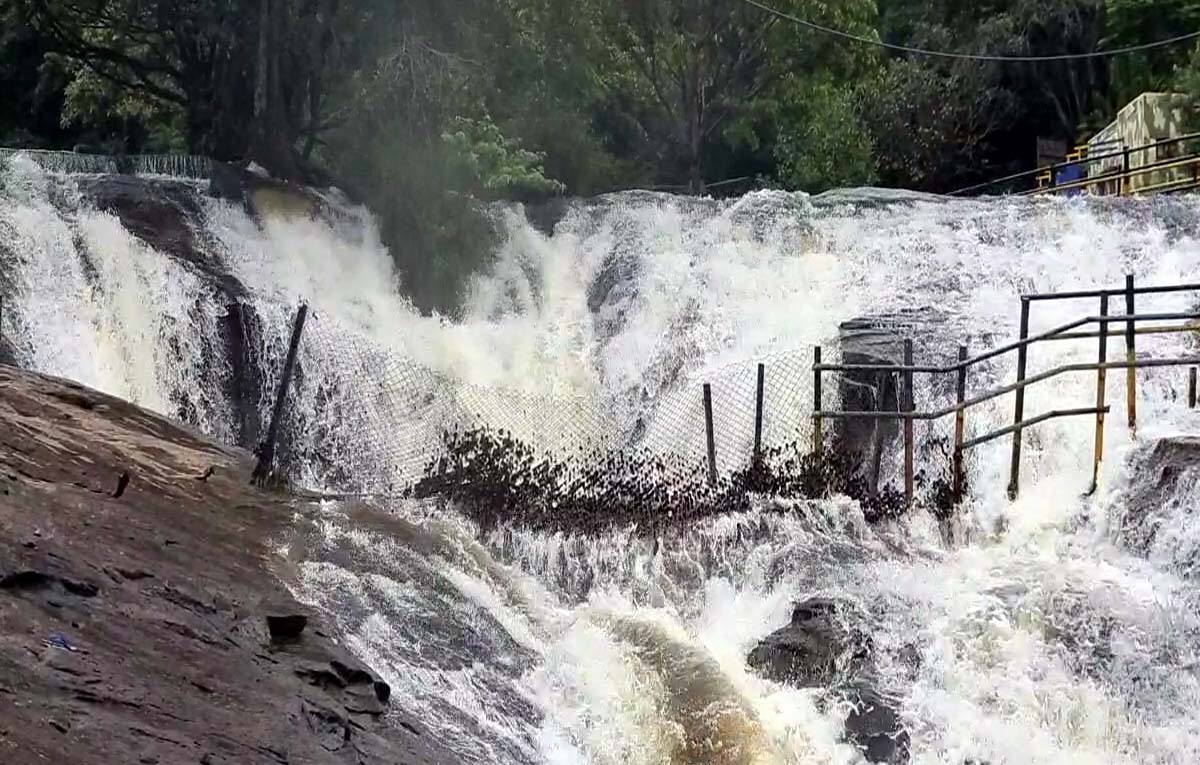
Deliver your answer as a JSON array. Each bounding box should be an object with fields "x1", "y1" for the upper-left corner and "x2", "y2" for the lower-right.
[{"x1": 3, "y1": 152, "x2": 1200, "y2": 764}]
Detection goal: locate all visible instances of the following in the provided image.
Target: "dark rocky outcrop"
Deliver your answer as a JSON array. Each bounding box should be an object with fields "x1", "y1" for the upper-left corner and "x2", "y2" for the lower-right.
[
  {"x1": 1118, "y1": 436, "x2": 1200, "y2": 573},
  {"x1": 209, "y1": 160, "x2": 324, "y2": 224},
  {"x1": 747, "y1": 598, "x2": 871, "y2": 687},
  {"x1": 747, "y1": 598, "x2": 909, "y2": 764},
  {"x1": 73, "y1": 175, "x2": 247, "y2": 300},
  {"x1": 0, "y1": 365, "x2": 454, "y2": 764}
]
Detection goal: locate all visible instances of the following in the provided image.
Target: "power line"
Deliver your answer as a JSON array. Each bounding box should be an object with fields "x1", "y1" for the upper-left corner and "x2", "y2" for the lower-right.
[{"x1": 738, "y1": 0, "x2": 1200, "y2": 62}]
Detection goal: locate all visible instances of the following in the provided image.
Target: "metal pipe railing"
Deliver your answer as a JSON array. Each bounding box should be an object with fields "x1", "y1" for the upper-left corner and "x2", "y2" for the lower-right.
[
  {"x1": 815, "y1": 311, "x2": 1200, "y2": 375},
  {"x1": 812, "y1": 276, "x2": 1200, "y2": 501},
  {"x1": 1022, "y1": 282, "x2": 1200, "y2": 301},
  {"x1": 1027, "y1": 153, "x2": 1200, "y2": 197},
  {"x1": 814, "y1": 355, "x2": 1200, "y2": 422},
  {"x1": 949, "y1": 132, "x2": 1200, "y2": 196}
]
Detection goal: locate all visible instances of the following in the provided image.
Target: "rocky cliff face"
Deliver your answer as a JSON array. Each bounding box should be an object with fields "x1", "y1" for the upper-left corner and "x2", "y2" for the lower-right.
[{"x1": 0, "y1": 364, "x2": 454, "y2": 764}]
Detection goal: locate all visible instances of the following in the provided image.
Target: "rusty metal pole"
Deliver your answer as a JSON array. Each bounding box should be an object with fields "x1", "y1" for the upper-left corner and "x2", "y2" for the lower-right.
[
  {"x1": 1189, "y1": 367, "x2": 1197, "y2": 409},
  {"x1": 1092, "y1": 294, "x2": 1109, "y2": 490},
  {"x1": 703, "y1": 383, "x2": 717, "y2": 487},
  {"x1": 952, "y1": 345, "x2": 968, "y2": 505},
  {"x1": 1125, "y1": 274, "x2": 1137, "y2": 436},
  {"x1": 253, "y1": 303, "x2": 309, "y2": 486},
  {"x1": 1008, "y1": 298, "x2": 1031, "y2": 500},
  {"x1": 903, "y1": 339, "x2": 915, "y2": 506},
  {"x1": 812, "y1": 346, "x2": 823, "y2": 454},
  {"x1": 753, "y1": 363, "x2": 765, "y2": 467}
]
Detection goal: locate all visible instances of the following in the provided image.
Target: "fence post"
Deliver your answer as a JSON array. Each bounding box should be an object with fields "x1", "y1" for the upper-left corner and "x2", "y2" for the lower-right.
[
  {"x1": 1189, "y1": 367, "x2": 1197, "y2": 409},
  {"x1": 1008, "y1": 297, "x2": 1031, "y2": 500},
  {"x1": 812, "y1": 346, "x2": 823, "y2": 454},
  {"x1": 903, "y1": 339, "x2": 915, "y2": 506},
  {"x1": 952, "y1": 344, "x2": 968, "y2": 505},
  {"x1": 1093, "y1": 294, "x2": 1109, "y2": 490},
  {"x1": 1121, "y1": 147, "x2": 1131, "y2": 195},
  {"x1": 1125, "y1": 274, "x2": 1137, "y2": 435},
  {"x1": 253, "y1": 303, "x2": 309, "y2": 486},
  {"x1": 753, "y1": 362, "x2": 765, "y2": 467},
  {"x1": 703, "y1": 383, "x2": 717, "y2": 486}
]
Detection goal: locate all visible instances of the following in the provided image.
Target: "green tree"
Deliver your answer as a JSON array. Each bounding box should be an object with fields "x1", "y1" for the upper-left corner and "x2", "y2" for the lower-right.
[
  {"x1": 592, "y1": 0, "x2": 879, "y2": 192},
  {"x1": 1107, "y1": 0, "x2": 1200, "y2": 106},
  {"x1": 12, "y1": 0, "x2": 375, "y2": 179}
]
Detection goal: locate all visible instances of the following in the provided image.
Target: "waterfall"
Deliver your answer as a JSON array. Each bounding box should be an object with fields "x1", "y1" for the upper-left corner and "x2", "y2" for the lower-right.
[{"x1": 3, "y1": 151, "x2": 1200, "y2": 764}]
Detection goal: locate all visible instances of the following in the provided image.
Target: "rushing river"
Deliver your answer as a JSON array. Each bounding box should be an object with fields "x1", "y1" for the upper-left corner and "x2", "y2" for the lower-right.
[{"x1": 2, "y1": 152, "x2": 1199, "y2": 764}]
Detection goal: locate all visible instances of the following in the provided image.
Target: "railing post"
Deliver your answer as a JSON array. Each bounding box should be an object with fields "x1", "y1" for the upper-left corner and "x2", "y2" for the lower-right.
[
  {"x1": 1125, "y1": 274, "x2": 1137, "y2": 435},
  {"x1": 1008, "y1": 297, "x2": 1031, "y2": 500},
  {"x1": 253, "y1": 303, "x2": 309, "y2": 486},
  {"x1": 903, "y1": 339, "x2": 915, "y2": 506},
  {"x1": 1121, "y1": 146, "x2": 1131, "y2": 196},
  {"x1": 753, "y1": 362, "x2": 765, "y2": 467},
  {"x1": 1189, "y1": 366, "x2": 1197, "y2": 409},
  {"x1": 812, "y1": 346, "x2": 823, "y2": 454},
  {"x1": 1093, "y1": 294, "x2": 1109, "y2": 490},
  {"x1": 952, "y1": 345, "x2": 968, "y2": 505},
  {"x1": 703, "y1": 383, "x2": 717, "y2": 487}
]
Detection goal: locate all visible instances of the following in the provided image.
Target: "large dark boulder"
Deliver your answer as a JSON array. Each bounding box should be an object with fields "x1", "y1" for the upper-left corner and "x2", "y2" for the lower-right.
[
  {"x1": 1118, "y1": 436, "x2": 1200, "y2": 575},
  {"x1": 747, "y1": 598, "x2": 909, "y2": 764},
  {"x1": 73, "y1": 175, "x2": 246, "y2": 300},
  {"x1": 844, "y1": 684, "x2": 910, "y2": 765},
  {"x1": 747, "y1": 598, "x2": 871, "y2": 687}
]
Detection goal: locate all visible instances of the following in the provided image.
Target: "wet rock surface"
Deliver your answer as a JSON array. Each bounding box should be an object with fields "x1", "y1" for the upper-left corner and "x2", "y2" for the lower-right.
[
  {"x1": 74, "y1": 175, "x2": 247, "y2": 300},
  {"x1": 0, "y1": 365, "x2": 453, "y2": 764},
  {"x1": 747, "y1": 597, "x2": 910, "y2": 764},
  {"x1": 1118, "y1": 435, "x2": 1200, "y2": 575}
]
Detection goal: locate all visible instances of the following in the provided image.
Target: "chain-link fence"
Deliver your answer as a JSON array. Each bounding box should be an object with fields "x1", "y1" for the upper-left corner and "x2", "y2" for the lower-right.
[{"x1": 283, "y1": 308, "x2": 821, "y2": 500}]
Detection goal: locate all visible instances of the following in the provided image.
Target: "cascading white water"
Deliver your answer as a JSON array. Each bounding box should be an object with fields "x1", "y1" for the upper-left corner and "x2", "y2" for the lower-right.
[{"x1": 3, "y1": 152, "x2": 1200, "y2": 764}]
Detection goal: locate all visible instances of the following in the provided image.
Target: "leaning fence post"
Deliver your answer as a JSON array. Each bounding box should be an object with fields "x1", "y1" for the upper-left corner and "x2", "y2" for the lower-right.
[
  {"x1": 753, "y1": 363, "x2": 765, "y2": 467},
  {"x1": 1189, "y1": 367, "x2": 1197, "y2": 409},
  {"x1": 703, "y1": 383, "x2": 717, "y2": 487},
  {"x1": 952, "y1": 345, "x2": 968, "y2": 505},
  {"x1": 253, "y1": 303, "x2": 309, "y2": 486},
  {"x1": 1008, "y1": 297, "x2": 1031, "y2": 500},
  {"x1": 903, "y1": 339, "x2": 915, "y2": 507},
  {"x1": 1125, "y1": 274, "x2": 1137, "y2": 435},
  {"x1": 1093, "y1": 294, "x2": 1109, "y2": 490},
  {"x1": 812, "y1": 346, "x2": 823, "y2": 454}
]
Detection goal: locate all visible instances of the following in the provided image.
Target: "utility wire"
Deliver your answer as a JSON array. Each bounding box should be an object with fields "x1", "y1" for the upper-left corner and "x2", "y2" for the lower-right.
[{"x1": 738, "y1": 0, "x2": 1200, "y2": 62}]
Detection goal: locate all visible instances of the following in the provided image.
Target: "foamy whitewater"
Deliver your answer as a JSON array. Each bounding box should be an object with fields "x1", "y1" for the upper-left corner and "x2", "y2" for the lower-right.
[{"x1": 3, "y1": 153, "x2": 1200, "y2": 764}]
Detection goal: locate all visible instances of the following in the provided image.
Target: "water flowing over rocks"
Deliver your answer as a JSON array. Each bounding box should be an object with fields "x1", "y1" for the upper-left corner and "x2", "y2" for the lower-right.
[
  {"x1": 0, "y1": 365, "x2": 453, "y2": 764},
  {"x1": 5, "y1": 154, "x2": 1200, "y2": 762},
  {"x1": 1115, "y1": 436, "x2": 1200, "y2": 577},
  {"x1": 746, "y1": 597, "x2": 910, "y2": 764}
]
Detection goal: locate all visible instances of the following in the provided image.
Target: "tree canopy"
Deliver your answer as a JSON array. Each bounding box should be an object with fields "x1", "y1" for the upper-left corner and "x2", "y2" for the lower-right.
[{"x1": 5, "y1": 0, "x2": 1200, "y2": 310}]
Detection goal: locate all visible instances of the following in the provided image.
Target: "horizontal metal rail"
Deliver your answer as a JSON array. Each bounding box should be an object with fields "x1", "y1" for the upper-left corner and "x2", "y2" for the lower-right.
[
  {"x1": 1048, "y1": 323, "x2": 1198, "y2": 341},
  {"x1": 814, "y1": 355, "x2": 1200, "y2": 422},
  {"x1": 1027, "y1": 153, "x2": 1200, "y2": 197},
  {"x1": 815, "y1": 311, "x2": 1200, "y2": 374},
  {"x1": 950, "y1": 132, "x2": 1200, "y2": 196},
  {"x1": 1023, "y1": 282, "x2": 1200, "y2": 301},
  {"x1": 961, "y1": 407, "x2": 1110, "y2": 450}
]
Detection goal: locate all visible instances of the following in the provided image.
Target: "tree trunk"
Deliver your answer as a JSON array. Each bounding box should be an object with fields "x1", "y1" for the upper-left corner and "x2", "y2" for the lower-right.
[
  {"x1": 249, "y1": 0, "x2": 302, "y2": 181},
  {"x1": 687, "y1": 59, "x2": 705, "y2": 194}
]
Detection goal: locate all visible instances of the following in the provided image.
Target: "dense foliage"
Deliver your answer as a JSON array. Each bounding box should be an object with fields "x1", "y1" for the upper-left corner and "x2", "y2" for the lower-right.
[{"x1": 4, "y1": 0, "x2": 1200, "y2": 310}]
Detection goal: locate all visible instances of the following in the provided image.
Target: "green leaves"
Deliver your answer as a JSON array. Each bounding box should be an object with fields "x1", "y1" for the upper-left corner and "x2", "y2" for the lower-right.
[{"x1": 441, "y1": 117, "x2": 565, "y2": 200}]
